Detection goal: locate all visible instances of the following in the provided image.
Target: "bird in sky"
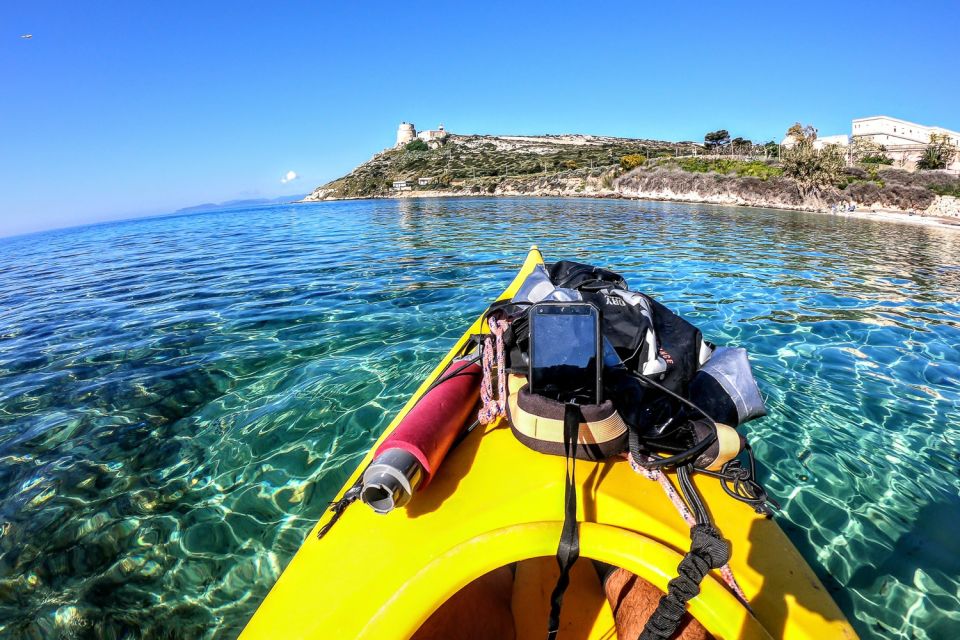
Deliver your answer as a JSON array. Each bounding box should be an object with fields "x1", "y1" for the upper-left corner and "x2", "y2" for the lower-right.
[{"x1": 21, "y1": 34, "x2": 33, "y2": 39}]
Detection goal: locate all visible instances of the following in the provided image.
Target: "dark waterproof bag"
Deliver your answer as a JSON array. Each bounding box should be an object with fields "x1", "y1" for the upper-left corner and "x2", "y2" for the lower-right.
[
  {"x1": 548, "y1": 260, "x2": 628, "y2": 292},
  {"x1": 689, "y1": 346, "x2": 767, "y2": 426}
]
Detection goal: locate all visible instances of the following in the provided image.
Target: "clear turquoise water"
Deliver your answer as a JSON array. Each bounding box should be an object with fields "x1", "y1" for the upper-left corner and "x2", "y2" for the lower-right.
[{"x1": 1, "y1": 198, "x2": 958, "y2": 639}]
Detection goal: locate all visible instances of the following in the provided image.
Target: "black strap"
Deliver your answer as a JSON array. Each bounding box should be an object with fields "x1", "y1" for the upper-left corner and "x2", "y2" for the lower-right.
[
  {"x1": 316, "y1": 481, "x2": 362, "y2": 540},
  {"x1": 546, "y1": 403, "x2": 581, "y2": 639},
  {"x1": 639, "y1": 524, "x2": 730, "y2": 640}
]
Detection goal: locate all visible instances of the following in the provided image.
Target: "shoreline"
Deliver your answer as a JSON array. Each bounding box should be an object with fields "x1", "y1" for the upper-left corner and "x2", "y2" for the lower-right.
[{"x1": 300, "y1": 190, "x2": 960, "y2": 231}]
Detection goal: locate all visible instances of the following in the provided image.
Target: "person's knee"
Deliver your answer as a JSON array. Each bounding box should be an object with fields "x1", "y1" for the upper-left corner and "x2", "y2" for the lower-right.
[{"x1": 603, "y1": 567, "x2": 712, "y2": 640}]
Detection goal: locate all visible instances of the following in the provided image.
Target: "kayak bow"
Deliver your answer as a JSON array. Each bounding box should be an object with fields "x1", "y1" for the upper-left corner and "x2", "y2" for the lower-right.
[{"x1": 241, "y1": 247, "x2": 857, "y2": 640}]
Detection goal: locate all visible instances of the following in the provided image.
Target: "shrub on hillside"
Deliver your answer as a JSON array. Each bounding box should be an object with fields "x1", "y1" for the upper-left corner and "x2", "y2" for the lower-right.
[
  {"x1": 843, "y1": 167, "x2": 869, "y2": 180},
  {"x1": 665, "y1": 157, "x2": 781, "y2": 180},
  {"x1": 876, "y1": 169, "x2": 916, "y2": 186},
  {"x1": 672, "y1": 157, "x2": 711, "y2": 173},
  {"x1": 619, "y1": 154, "x2": 647, "y2": 170},
  {"x1": 861, "y1": 156, "x2": 893, "y2": 166},
  {"x1": 734, "y1": 161, "x2": 782, "y2": 180},
  {"x1": 924, "y1": 174, "x2": 960, "y2": 197},
  {"x1": 879, "y1": 169, "x2": 960, "y2": 195},
  {"x1": 616, "y1": 167, "x2": 804, "y2": 206},
  {"x1": 781, "y1": 138, "x2": 846, "y2": 197},
  {"x1": 405, "y1": 139, "x2": 428, "y2": 152},
  {"x1": 851, "y1": 137, "x2": 892, "y2": 166},
  {"x1": 916, "y1": 133, "x2": 957, "y2": 170},
  {"x1": 920, "y1": 171, "x2": 959, "y2": 194},
  {"x1": 879, "y1": 185, "x2": 936, "y2": 210},
  {"x1": 930, "y1": 184, "x2": 960, "y2": 197},
  {"x1": 844, "y1": 181, "x2": 882, "y2": 205}
]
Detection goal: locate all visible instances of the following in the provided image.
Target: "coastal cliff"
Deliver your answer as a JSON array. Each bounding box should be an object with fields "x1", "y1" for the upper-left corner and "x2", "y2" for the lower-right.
[
  {"x1": 304, "y1": 133, "x2": 960, "y2": 221},
  {"x1": 304, "y1": 133, "x2": 697, "y2": 201}
]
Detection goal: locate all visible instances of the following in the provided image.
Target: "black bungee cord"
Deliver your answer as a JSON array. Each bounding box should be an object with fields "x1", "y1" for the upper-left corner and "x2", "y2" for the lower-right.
[{"x1": 628, "y1": 370, "x2": 777, "y2": 514}]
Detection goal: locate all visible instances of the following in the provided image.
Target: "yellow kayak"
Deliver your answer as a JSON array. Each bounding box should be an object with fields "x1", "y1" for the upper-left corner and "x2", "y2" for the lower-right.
[{"x1": 241, "y1": 247, "x2": 858, "y2": 640}]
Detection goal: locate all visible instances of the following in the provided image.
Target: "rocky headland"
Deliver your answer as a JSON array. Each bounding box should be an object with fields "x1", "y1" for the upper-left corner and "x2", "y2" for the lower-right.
[{"x1": 303, "y1": 133, "x2": 960, "y2": 224}]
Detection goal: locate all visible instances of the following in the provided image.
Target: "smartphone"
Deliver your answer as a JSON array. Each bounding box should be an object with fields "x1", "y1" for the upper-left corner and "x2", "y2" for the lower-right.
[{"x1": 528, "y1": 301, "x2": 602, "y2": 404}]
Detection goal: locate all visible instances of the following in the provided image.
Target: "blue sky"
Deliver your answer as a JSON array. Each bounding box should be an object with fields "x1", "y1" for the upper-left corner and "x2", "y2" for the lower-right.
[{"x1": 2, "y1": 1, "x2": 958, "y2": 237}]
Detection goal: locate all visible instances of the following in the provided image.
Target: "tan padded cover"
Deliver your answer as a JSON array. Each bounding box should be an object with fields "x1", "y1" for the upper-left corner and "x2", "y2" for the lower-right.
[{"x1": 505, "y1": 374, "x2": 627, "y2": 460}]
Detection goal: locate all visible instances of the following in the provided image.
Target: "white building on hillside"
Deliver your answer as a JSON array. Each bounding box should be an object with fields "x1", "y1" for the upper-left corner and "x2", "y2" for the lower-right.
[
  {"x1": 394, "y1": 122, "x2": 449, "y2": 148},
  {"x1": 781, "y1": 116, "x2": 960, "y2": 171},
  {"x1": 814, "y1": 134, "x2": 850, "y2": 149},
  {"x1": 852, "y1": 116, "x2": 960, "y2": 171},
  {"x1": 852, "y1": 116, "x2": 960, "y2": 148},
  {"x1": 780, "y1": 132, "x2": 849, "y2": 150},
  {"x1": 417, "y1": 123, "x2": 447, "y2": 143}
]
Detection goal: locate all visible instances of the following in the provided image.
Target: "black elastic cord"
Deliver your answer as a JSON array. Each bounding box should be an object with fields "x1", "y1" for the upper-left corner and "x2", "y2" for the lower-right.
[
  {"x1": 546, "y1": 403, "x2": 581, "y2": 639},
  {"x1": 628, "y1": 371, "x2": 717, "y2": 428},
  {"x1": 696, "y1": 445, "x2": 779, "y2": 514},
  {"x1": 631, "y1": 431, "x2": 716, "y2": 470},
  {"x1": 639, "y1": 524, "x2": 731, "y2": 640},
  {"x1": 316, "y1": 481, "x2": 362, "y2": 540},
  {"x1": 627, "y1": 372, "x2": 718, "y2": 469},
  {"x1": 629, "y1": 373, "x2": 777, "y2": 512},
  {"x1": 676, "y1": 464, "x2": 709, "y2": 526}
]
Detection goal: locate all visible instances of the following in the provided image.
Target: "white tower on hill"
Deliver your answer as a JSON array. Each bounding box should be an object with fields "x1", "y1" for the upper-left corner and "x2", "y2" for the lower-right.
[{"x1": 396, "y1": 122, "x2": 416, "y2": 147}]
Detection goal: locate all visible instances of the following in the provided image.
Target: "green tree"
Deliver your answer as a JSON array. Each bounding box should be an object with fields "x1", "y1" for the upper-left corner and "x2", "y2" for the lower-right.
[
  {"x1": 781, "y1": 123, "x2": 844, "y2": 198},
  {"x1": 916, "y1": 133, "x2": 957, "y2": 170},
  {"x1": 405, "y1": 139, "x2": 428, "y2": 152},
  {"x1": 704, "y1": 129, "x2": 731, "y2": 150},
  {"x1": 730, "y1": 137, "x2": 753, "y2": 156},
  {"x1": 850, "y1": 137, "x2": 892, "y2": 165}
]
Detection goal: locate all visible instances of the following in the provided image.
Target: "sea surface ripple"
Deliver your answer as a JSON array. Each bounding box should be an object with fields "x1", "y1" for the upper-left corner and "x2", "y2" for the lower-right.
[{"x1": 0, "y1": 198, "x2": 958, "y2": 639}]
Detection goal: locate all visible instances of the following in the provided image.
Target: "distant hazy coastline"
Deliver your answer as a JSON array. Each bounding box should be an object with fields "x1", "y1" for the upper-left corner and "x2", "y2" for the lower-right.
[{"x1": 178, "y1": 194, "x2": 307, "y2": 214}]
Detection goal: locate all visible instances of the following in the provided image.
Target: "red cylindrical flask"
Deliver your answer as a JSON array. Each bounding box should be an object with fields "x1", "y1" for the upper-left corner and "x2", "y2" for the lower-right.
[{"x1": 361, "y1": 359, "x2": 481, "y2": 513}]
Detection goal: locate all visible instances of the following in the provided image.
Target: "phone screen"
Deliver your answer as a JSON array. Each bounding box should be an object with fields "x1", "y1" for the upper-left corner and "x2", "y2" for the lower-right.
[{"x1": 529, "y1": 303, "x2": 601, "y2": 404}]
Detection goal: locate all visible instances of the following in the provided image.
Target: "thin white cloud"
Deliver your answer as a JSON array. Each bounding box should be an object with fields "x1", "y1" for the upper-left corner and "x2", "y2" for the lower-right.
[{"x1": 280, "y1": 170, "x2": 299, "y2": 184}]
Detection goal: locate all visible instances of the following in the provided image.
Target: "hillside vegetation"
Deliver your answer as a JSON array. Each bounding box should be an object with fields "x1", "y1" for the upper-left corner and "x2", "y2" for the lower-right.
[
  {"x1": 617, "y1": 163, "x2": 960, "y2": 212},
  {"x1": 304, "y1": 131, "x2": 960, "y2": 218},
  {"x1": 305, "y1": 134, "x2": 697, "y2": 199}
]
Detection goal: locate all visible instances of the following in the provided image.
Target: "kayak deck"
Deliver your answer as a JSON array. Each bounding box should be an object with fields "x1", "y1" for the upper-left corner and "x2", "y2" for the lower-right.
[{"x1": 240, "y1": 248, "x2": 857, "y2": 640}]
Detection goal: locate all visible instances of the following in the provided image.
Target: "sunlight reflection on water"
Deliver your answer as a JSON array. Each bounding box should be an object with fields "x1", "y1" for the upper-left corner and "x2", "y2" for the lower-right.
[{"x1": 0, "y1": 198, "x2": 958, "y2": 639}]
